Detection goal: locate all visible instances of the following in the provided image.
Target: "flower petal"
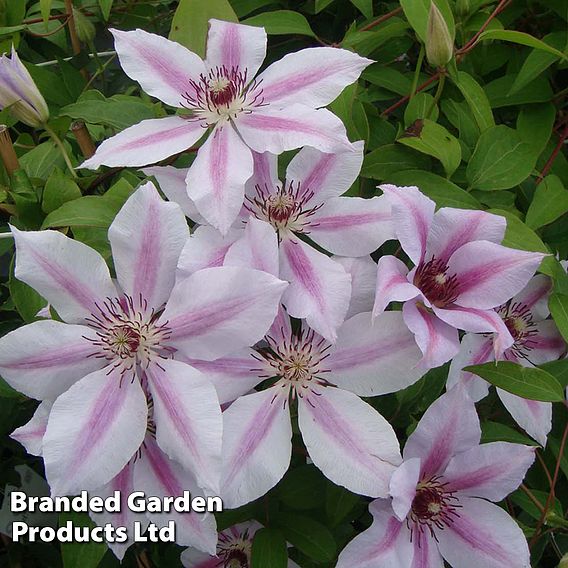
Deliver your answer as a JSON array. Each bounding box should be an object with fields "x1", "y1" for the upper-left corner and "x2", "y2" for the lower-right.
[
  {"x1": 380, "y1": 185, "x2": 436, "y2": 265},
  {"x1": 256, "y1": 47, "x2": 371, "y2": 108},
  {"x1": 426, "y1": 208, "x2": 506, "y2": 264},
  {"x1": 447, "y1": 333, "x2": 493, "y2": 402},
  {"x1": 279, "y1": 236, "x2": 350, "y2": 342},
  {"x1": 404, "y1": 385, "x2": 481, "y2": 477},
  {"x1": 180, "y1": 548, "x2": 218, "y2": 568},
  {"x1": 205, "y1": 20, "x2": 267, "y2": 79},
  {"x1": 160, "y1": 266, "x2": 287, "y2": 360},
  {"x1": 444, "y1": 441, "x2": 535, "y2": 501},
  {"x1": 298, "y1": 387, "x2": 401, "y2": 497},
  {"x1": 134, "y1": 437, "x2": 218, "y2": 554},
  {"x1": 513, "y1": 274, "x2": 552, "y2": 320},
  {"x1": 0, "y1": 320, "x2": 101, "y2": 399},
  {"x1": 308, "y1": 196, "x2": 393, "y2": 256},
  {"x1": 186, "y1": 124, "x2": 253, "y2": 235},
  {"x1": 147, "y1": 359, "x2": 222, "y2": 494},
  {"x1": 176, "y1": 226, "x2": 242, "y2": 280},
  {"x1": 109, "y1": 182, "x2": 189, "y2": 309},
  {"x1": 89, "y1": 463, "x2": 147, "y2": 561},
  {"x1": 221, "y1": 389, "x2": 292, "y2": 509},
  {"x1": 433, "y1": 305, "x2": 514, "y2": 358},
  {"x1": 335, "y1": 501, "x2": 414, "y2": 568},
  {"x1": 449, "y1": 241, "x2": 546, "y2": 309},
  {"x1": 142, "y1": 165, "x2": 203, "y2": 223},
  {"x1": 81, "y1": 116, "x2": 206, "y2": 169},
  {"x1": 497, "y1": 389, "x2": 552, "y2": 447},
  {"x1": 11, "y1": 401, "x2": 51, "y2": 456},
  {"x1": 179, "y1": 349, "x2": 260, "y2": 405},
  {"x1": 285, "y1": 142, "x2": 364, "y2": 201},
  {"x1": 523, "y1": 320, "x2": 566, "y2": 364},
  {"x1": 111, "y1": 28, "x2": 206, "y2": 108},
  {"x1": 224, "y1": 217, "x2": 279, "y2": 276},
  {"x1": 12, "y1": 227, "x2": 117, "y2": 324},
  {"x1": 328, "y1": 311, "x2": 424, "y2": 396},
  {"x1": 389, "y1": 458, "x2": 420, "y2": 521},
  {"x1": 236, "y1": 105, "x2": 353, "y2": 154},
  {"x1": 436, "y1": 497, "x2": 530, "y2": 568},
  {"x1": 411, "y1": 529, "x2": 445, "y2": 568},
  {"x1": 372, "y1": 255, "x2": 420, "y2": 316},
  {"x1": 43, "y1": 366, "x2": 147, "y2": 496},
  {"x1": 334, "y1": 256, "x2": 377, "y2": 318},
  {"x1": 403, "y1": 301, "x2": 460, "y2": 369},
  {"x1": 245, "y1": 151, "x2": 279, "y2": 199}
]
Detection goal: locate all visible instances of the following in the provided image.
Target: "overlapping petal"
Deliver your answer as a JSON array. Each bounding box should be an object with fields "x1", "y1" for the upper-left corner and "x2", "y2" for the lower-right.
[
  {"x1": 334, "y1": 256, "x2": 376, "y2": 318},
  {"x1": 373, "y1": 255, "x2": 421, "y2": 316},
  {"x1": 11, "y1": 401, "x2": 51, "y2": 457}
]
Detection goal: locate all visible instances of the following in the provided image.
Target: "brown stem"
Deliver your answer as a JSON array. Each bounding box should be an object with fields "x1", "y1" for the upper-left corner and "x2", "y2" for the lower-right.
[
  {"x1": 359, "y1": 6, "x2": 403, "y2": 32},
  {"x1": 64, "y1": 0, "x2": 81, "y2": 55},
  {"x1": 71, "y1": 121, "x2": 95, "y2": 159},
  {"x1": 536, "y1": 450, "x2": 554, "y2": 488},
  {"x1": 529, "y1": 417, "x2": 568, "y2": 548},
  {"x1": 380, "y1": 72, "x2": 441, "y2": 117},
  {"x1": 536, "y1": 123, "x2": 568, "y2": 185},
  {"x1": 520, "y1": 484, "x2": 545, "y2": 513},
  {"x1": 27, "y1": 17, "x2": 70, "y2": 37},
  {"x1": 0, "y1": 126, "x2": 20, "y2": 175},
  {"x1": 23, "y1": 13, "x2": 68, "y2": 24}
]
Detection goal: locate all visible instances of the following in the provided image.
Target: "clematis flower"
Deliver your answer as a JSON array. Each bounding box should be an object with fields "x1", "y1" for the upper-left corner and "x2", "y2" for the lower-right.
[
  {"x1": 172, "y1": 219, "x2": 425, "y2": 508},
  {"x1": 0, "y1": 182, "x2": 287, "y2": 497},
  {"x1": 81, "y1": 19, "x2": 371, "y2": 234},
  {"x1": 373, "y1": 185, "x2": 546, "y2": 369},
  {"x1": 336, "y1": 386, "x2": 535, "y2": 568},
  {"x1": 181, "y1": 521, "x2": 300, "y2": 567},
  {"x1": 12, "y1": 403, "x2": 218, "y2": 559},
  {"x1": 0, "y1": 48, "x2": 49, "y2": 127},
  {"x1": 447, "y1": 274, "x2": 565, "y2": 446}
]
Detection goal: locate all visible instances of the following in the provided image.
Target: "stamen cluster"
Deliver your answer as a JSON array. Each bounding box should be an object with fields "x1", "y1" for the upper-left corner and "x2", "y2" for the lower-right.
[
  {"x1": 496, "y1": 300, "x2": 538, "y2": 359},
  {"x1": 413, "y1": 256, "x2": 460, "y2": 307},
  {"x1": 217, "y1": 530, "x2": 252, "y2": 567}
]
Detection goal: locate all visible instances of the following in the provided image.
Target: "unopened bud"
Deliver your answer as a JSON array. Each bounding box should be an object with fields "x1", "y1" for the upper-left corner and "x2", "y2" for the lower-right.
[
  {"x1": 455, "y1": 0, "x2": 471, "y2": 18},
  {"x1": 73, "y1": 8, "x2": 96, "y2": 44},
  {"x1": 558, "y1": 553, "x2": 568, "y2": 568},
  {"x1": 425, "y1": 2, "x2": 454, "y2": 68}
]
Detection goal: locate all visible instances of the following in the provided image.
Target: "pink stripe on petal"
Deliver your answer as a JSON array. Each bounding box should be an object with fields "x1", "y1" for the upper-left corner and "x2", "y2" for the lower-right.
[
  {"x1": 365, "y1": 517, "x2": 404, "y2": 560},
  {"x1": 4, "y1": 343, "x2": 96, "y2": 370},
  {"x1": 133, "y1": 197, "x2": 160, "y2": 302},
  {"x1": 144, "y1": 438, "x2": 184, "y2": 496},
  {"x1": 311, "y1": 211, "x2": 389, "y2": 229},
  {"x1": 295, "y1": 152, "x2": 336, "y2": 194}
]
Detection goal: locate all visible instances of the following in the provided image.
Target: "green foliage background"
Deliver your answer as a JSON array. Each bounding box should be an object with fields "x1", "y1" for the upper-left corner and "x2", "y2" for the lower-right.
[{"x1": 1, "y1": 0, "x2": 568, "y2": 566}]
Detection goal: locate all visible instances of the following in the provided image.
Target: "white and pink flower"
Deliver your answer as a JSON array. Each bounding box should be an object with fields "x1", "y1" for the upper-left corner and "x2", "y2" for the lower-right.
[
  {"x1": 448, "y1": 274, "x2": 566, "y2": 445},
  {"x1": 336, "y1": 386, "x2": 535, "y2": 568},
  {"x1": 0, "y1": 182, "x2": 287, "y2": 497},
  {"x1": 81, "y1": 19, "x2": 371, "y2": 234},
  {"x1": 373, "y1": 185, "x2": 546, "y2": 369}
]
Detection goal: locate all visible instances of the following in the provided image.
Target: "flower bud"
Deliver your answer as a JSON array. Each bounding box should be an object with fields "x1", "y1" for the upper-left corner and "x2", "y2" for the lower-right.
[
  {"x1": 73, "y1": 8, "x2": 96, "y2": 44},
  {"x1": 425, "y1": 2, "x2": 454, "y2": 68},
  {"x1": 455, "y1": 0, "x2": 471, "y2": 18},
  {"x1": 0, "y1": 48, "x2": 49, "y2": 127}
]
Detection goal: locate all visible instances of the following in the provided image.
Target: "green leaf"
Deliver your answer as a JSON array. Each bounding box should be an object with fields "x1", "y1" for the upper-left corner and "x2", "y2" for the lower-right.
[
  {"x1": 450, "y1": 71, "x2": 494, "y2": 132},
  {"x1": 526, "y1": 176, "x2": 568, "y2": 230},
  {"x1": 273, "y1": 513, "x2": 336, "y2": 562},
  {"x1": 9, "y1": 266, "x2": 46, "y2": 323},
  {"x1": 481, "y1": 421, "x2": 539, "y2": 446},
  {"x1": 517, "y1": 103, "x2": 555, "y2": 159},
  {"x1": 276, "y1": 465, "x2": 326, "y2": 510},
  {"x1": 42, "y1": 196, "x2": 122, "y2": 229},
  {"x1": 40, "y1": 0, "x2": 52, "y2": 25},
  {"x1": 549, "y1": 293, "x2": 568, "y2": 344},
  {"x1": 404, "y1": 93, "x2": 439, "y2": 127},
  {"x1": 350, "y1": 0, "x2": 372, "y2": 18},
  {"x1": 477, "y1": 29, "x2": 568, "y2": 61},
  {"x1": 485, "y1": 75, "x2": 553, "y2": 108},
  {"x1": 540, "y1": 360, "x2": 568, "y2": 389},
  {"x1": 60, "y1": 96, "x2": 157, "y2": 131},
  {"x1": 19, "y1": 141, "x2": 65, "y2": 180},
  {"x1": 398, "y1": 119, "x2": 461, "y2": 177},
  {"x1": 98, "y1": 0, "x2": 113, "y2": 20},
  {"x1": 467, "y1": 126, "x2": 535, "y2": 190},
  {"x1": 169, "y1": 0, "x2": 238, "y2": 57},
  {"x1": 251, "y1": 528, "x2": 288, "y2": 568},
  {"x1": 42, "y1": 168, "x2": 82, "y2": 214},
  {"x1": 325, "y1": 483, "x2": 361, "y2": 527},
  {"x1": 363, "y1": 65, "x2": 412, "y2": 96},
  {"x1": 510, "y1": 32, "x2": 566, "y2": 94},
  {"x1": 387, "y1": 170, "x2": 482, "y2": 209},
  {"x1": 342, "y1": 19, "x2": 409, "y2": 56},
  {"x1": 361, "y1": 144, "x2": 431, "y2": 180},
  {"x1": 400, "y1": 0, "x2": 455, "y2": 43},
  {"x1": 315, "y1": 0, "x2": 335, "y2": 13},
  {"x1": 244, "y1": 10, "x2": 315, "y2": 37},
  {"x1": 464, "y1": 361, "x2": 564, "y2": 402},
  {"x1": 61, "y1": 512, "x2": 107, "y2": 568}
]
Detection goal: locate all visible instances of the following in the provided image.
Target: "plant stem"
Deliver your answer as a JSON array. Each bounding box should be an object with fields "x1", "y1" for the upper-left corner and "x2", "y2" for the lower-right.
[
  {"x1": 0, "y1": 126, "x2": 20, "y2": 175},
  {"x1": 426, "y1": 72, "x2": 446, "y2": 118},
  {"x1": 43, "y1": 124, "x2": 78, "y2": 178},
  {"x1": 410, "y1": 46, "x2": 425, "y2": 100}
]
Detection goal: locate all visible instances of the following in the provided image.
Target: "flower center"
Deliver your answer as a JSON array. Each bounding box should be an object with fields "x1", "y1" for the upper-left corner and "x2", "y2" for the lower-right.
[
  {"x1": 496, "y1": 300, "x2": 538, "y2": 359},
  {"x1": 409, "y1": 476, "x2": 460, "y2": 539},
  {"x1": 253, "y1": 327, "x2": 332, "y2": 404},
  {"x1": 413, "y1": 256, "x2": 460, "y2": 308},
  {"x1": 218, "y1": 533, "x2": 252, "y2": 568},
  {"x1": 84, "y1": 295, "x2": 172, "y2": 376},
  {"x1": 182, "y1": 66, "x2": 265, "y2": 126},
  {"x1": 244, "y1": 181, "x2": 323, "y2": 236}
]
